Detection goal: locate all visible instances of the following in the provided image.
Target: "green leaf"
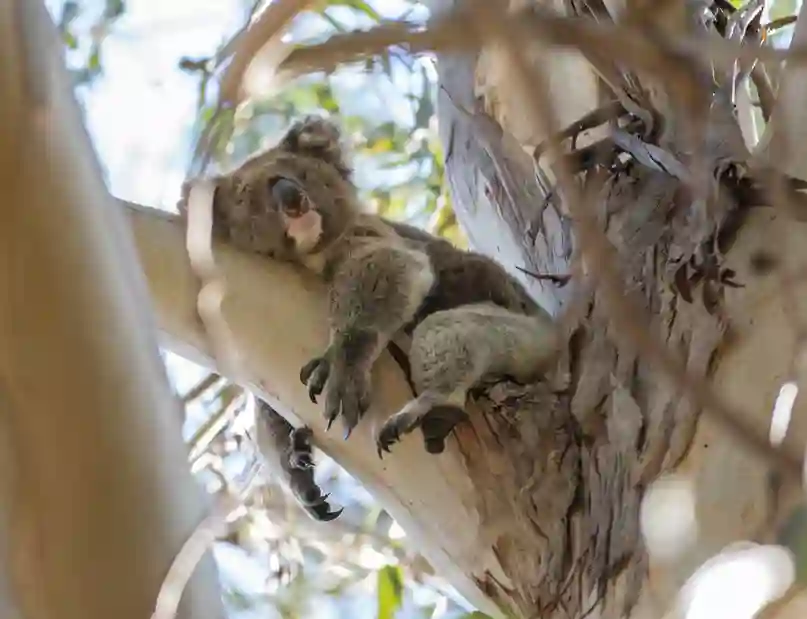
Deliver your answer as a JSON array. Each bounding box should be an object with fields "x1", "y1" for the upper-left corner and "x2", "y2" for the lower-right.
[
  {"x1": 376, "y1": 564, "x2": 404, "y2": 619},
  {"x1": 60, "y1": 1, "x2": 80, "y2": 28},
  {"x1": 461, "y1": 613, "x2": 493, "y2": 619},
  {"x1": 336, "y1": 0, "x2": 382, "y2": 22},
  {"x1": 380, "y1": 52, "x2": 393, "y2": 78},
  {"x1": 62, "y1": 30, "x2": 78, "y2": 50},
  {"x1": 318, "y1": 8, "x2": 349, "y2": 33},
  {"x1": 88, "y1": 46, "x2": 102, "y2": 72},
  {"x1": 104, "y1": 0, "x2": 126, "y2": 20}
]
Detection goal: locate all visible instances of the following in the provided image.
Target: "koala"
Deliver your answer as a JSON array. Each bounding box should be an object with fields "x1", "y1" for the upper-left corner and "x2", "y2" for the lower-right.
[{"x1": 179, "y1": 115, "x2": 559, "y2": 516}]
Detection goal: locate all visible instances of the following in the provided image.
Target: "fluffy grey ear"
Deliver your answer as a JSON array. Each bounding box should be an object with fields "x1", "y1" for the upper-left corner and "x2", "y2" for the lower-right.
[{"x1": 280, "y1": 115, "x2": 351, "y2": 180}]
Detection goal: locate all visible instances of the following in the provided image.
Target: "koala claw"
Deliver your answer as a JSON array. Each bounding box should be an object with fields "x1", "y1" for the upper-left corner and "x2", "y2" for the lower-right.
[
  {"x1": 288, "y1": 426, "x2": 315, "y2": 469},
  {"x1": 376, "y1": 405, "x2": 468, "y2": 457},
  {"x1": 307, "y1": 503, "x2": 344, "y2": 522},
  {"x1": 323, "y1": 369, "x2": 370, "y2": 440},
  {"x1": 300, "y1": 356, "x2": 330, "y2": 403},
  {"x1": 289, "y1": 450, "x2": 314, "y2": 470},
  {"x1": 285, "y1": 427, "x2": 343, "y2": 522},
  {"x1": 375, "y1": 412, "x2": 414, "y2": 457}
]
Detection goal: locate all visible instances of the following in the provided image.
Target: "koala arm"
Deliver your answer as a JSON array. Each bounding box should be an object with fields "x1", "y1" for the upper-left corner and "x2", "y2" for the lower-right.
[
  {"x1": 300, "y1": 242, "x2": 435, "y2": 438},
  {"x1": 382, "y1": 218, "x2": 444, "y2": 244},
  {"x1": 254, "y1": 399, "x2": 343, "y2": 522}
]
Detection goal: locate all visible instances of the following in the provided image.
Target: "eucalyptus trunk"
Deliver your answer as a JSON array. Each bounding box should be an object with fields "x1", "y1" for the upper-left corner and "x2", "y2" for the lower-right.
[{"x1": 0, "y1": 3, "x2": 226, "y2": 619}]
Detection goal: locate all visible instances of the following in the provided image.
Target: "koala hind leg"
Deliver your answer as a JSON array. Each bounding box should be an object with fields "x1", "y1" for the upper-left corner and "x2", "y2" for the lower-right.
[
  {"x1": 376, "y1": 303, "x2": 559, "y2": 456},
  {"x1": 254, "y1": 400, "x2": 343, "y2": 521}
]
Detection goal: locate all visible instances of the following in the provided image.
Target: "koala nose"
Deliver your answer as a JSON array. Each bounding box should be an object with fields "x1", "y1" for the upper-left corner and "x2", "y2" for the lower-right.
[{"x1": 271, "y1": 178, "x2": 309, "y2": 217}]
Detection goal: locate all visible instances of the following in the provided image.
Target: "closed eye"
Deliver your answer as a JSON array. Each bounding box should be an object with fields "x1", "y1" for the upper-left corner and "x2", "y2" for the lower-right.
[{"x1": 268, "y1": 176, "x2": 307, "y2": 214}]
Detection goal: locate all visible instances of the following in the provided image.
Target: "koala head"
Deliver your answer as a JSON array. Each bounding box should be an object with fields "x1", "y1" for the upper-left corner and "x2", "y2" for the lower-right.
[{"x1": 189, "y1": 115, "x2": 360, "y2": 262}]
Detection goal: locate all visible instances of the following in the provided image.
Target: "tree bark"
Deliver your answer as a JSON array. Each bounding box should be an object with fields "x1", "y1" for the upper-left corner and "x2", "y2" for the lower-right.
[
  {"x1": 0, "y1": 3, "x2": 226, "y2": 619},
  {"x1": 428, "y1": 1, "x2": 807, "y2": 618}
]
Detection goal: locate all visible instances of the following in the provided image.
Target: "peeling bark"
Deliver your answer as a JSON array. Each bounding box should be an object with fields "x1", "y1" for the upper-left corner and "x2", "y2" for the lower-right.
[{"x1": 426, "y1": 1, "x2": 807, "y2": 619}]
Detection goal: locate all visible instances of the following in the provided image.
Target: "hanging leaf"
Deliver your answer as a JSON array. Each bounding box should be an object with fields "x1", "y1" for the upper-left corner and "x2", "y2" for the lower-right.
[
  {"x1": 318, "y1": 8, "x2": 349, "y2": 33},
  {"x1": 104, "y1": 0, "x2": 126, "y2": 20},
  {"x1": 376, "y1": 564, "x2": 404, "y2": 619},
  {"x1": 87, "y1": 45, "x2": 102, "y2": 75},
  {"x1": 59, "y1": 0, "x2": 80, "y2": 28},
  {"x1": 335, "y1": 0, "x2": 382, "y2": 22},
  {"x1": 62, "y1": 30, "x2": 79, "y2": 50}
]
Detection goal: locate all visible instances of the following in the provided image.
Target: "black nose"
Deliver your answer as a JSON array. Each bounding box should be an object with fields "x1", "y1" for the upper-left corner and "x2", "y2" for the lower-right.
[{"x1": 270, "y1": 178, "x2": 307, "y2": 215}]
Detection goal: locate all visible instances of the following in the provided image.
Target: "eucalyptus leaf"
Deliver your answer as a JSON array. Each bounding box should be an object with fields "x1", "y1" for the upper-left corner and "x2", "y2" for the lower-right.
[{"x1": 376, "y1": 564, "x2": 404, "y2": 619}]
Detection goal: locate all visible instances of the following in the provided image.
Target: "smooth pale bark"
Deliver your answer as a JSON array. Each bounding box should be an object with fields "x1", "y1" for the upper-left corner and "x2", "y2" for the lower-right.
[{"x1": 0, "y1": 2, "x2": 226, "y2": 619}]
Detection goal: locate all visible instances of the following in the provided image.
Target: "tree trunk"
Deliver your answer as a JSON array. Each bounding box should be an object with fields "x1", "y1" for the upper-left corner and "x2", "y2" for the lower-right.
[
  {"x1": 427, "y1": 0, "x2": 807, "y2": 618},
  {"x1": 0, "y1": 3, "x2": 226, "y2": 619}
]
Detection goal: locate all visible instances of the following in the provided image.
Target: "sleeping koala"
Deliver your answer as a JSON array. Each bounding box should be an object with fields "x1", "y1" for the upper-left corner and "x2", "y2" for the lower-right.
[{"x1": 179, "y1": 116, "x2": 560, "y2": 519}]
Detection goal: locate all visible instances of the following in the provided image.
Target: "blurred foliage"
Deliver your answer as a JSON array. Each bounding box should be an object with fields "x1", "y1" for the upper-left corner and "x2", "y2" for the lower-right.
[
  {"x1": 377, "y1": 565, "x2": 404, "y2": 619},
  {"x1": 56, "y1": 0, "x2": 126, "y2": 86},
  {"x1": 179, "y1": 0, "x2": 464, "y2": 246}
]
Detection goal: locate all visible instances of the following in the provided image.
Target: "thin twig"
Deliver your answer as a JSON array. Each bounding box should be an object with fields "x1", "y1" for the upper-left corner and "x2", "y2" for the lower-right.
[
  {"x1": 218, "y1": 0, "x2": 314, "y2": 106},
  {"x1": 180, "y1": 372, "x2": 223, "y2": 404}
]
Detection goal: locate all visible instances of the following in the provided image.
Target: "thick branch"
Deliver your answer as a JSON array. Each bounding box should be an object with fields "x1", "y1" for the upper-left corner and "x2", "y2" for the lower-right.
[{"x1": 125, "y1": 202, "x2": 515, "y2": 617}]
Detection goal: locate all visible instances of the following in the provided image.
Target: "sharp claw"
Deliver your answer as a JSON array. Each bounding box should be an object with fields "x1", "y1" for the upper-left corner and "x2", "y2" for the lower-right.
[
  {"x1": 343, "y1": 426, "x2": 352, "y2": 441},
  {"x1": 292, "y1": 454, "x2": 313, "y2": 469},
  {"x1": 320, "y1": 507, "x2": 344, "y2": 522},
  {"x1": 309, "y1": 391, "x2": 318, "y2": 404},
  {"x1": 326, "y1": 417, "x2": 335, "y2": 432}
]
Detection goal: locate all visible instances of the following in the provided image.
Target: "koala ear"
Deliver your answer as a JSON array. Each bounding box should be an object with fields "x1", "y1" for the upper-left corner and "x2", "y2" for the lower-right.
[{"x1": 280, "y1": 115, "x2": 351, "y2": 180}]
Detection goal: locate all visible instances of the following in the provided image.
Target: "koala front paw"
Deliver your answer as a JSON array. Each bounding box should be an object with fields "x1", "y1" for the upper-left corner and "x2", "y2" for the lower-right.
[
  {"x1": 284, "y1": 427, "x2": 343, "y2": 522},
  {"x1": 323, "y1": 367, "x2": 371, "y2": 440},
  {"x1": 300, "y1": 356, "x2": 330, "y2": 403}
]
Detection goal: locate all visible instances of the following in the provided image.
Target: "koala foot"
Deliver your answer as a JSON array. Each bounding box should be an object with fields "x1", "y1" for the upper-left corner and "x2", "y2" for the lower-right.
[
  {"x1": 284, "y1": 427, "x2": 343, "y2": 522},
  {"x1": 376, "y1": 404, "x2": 468, "y2": 457},
  {"x1": 323, "y1": 366, "x2": 371, "y2": 440},
  {"x1": 300, "y1": 356, "x2": 330, "y2": 403},
  {"x1": 287, "y1": 426, "x2": 315, "y2": 469},
  {"x1": 419, "y1": 406, "x2": 469, "y2": 454}
]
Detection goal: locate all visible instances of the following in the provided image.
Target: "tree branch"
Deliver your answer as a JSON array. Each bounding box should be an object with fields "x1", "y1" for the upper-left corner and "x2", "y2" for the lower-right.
[{"x1": 124, "y1": 201, "x2": 511, "y2": 618}]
